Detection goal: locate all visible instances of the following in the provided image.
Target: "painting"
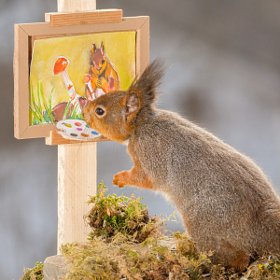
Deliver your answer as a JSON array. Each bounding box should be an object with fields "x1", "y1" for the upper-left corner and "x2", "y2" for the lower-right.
[
  {"x1": 14, "y1": 16, "x2": 150, "y2": 141},
  {"x1": 29, "y1": 32, "x2": 136, "y2": 139}
]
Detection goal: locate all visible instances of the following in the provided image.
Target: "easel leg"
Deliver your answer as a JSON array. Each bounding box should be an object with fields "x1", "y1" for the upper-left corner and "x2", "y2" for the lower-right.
[{"x1": 57, "y1": 142, "x2": 97, "y2": 254}]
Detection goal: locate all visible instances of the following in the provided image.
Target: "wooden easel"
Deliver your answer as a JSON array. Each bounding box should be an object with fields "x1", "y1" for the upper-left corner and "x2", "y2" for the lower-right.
[{"x1": 14, "y1": 0, "x2": 149, "y2": 256}]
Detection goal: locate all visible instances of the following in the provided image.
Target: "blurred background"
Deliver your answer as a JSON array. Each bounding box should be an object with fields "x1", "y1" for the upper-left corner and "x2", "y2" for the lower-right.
[{"x1": 1, "y1": 0, "x2": 280, "y2": 278}]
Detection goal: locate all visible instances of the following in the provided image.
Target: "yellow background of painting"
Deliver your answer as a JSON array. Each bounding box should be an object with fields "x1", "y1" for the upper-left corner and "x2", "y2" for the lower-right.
[{"x1": 29, "y1": 31, "x2": 136, "y2": 124}]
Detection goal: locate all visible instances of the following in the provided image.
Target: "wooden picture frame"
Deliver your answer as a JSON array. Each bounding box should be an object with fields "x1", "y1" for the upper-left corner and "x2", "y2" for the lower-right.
[{"x1": 14, "y1": 15, "x2": 149, "y2": 141}]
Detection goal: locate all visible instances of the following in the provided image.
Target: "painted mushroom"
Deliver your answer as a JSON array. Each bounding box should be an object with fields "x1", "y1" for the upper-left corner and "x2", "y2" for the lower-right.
[{"x1": 53, "y1": 56, "x2": 81, "y2": 111}]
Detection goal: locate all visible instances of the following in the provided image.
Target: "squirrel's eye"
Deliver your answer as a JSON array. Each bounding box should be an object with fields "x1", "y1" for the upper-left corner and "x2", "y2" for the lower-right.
[
  {"x1": 91, "y1": 61, "x2": 95, "y2": 67},
  {"x1": 102, "y1": 59, "x2": 105, "y2": 64},
  {"x1": 95, "y1": 107, "x2": 105, "y2": 116}
]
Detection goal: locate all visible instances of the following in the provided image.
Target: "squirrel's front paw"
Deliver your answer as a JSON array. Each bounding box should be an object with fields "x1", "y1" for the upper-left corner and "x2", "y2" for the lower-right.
[{"x1": 113, "y1": 171, "x2": 129, "y2": 188}]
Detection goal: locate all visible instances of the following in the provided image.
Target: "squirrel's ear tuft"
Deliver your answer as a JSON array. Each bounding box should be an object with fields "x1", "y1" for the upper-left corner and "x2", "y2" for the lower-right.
[
  {"x1": 92, "y1": 43, "x2": 96, "y2": 52},
  {"x1": 129, "y1": 59, "x2": 165, "y2": 106},
  {"x1": 100, "y1": 41, "x2": 105, "y2": 54}
]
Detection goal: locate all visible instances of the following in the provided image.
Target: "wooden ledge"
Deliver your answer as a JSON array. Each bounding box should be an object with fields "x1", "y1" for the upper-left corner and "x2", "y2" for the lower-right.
[
  {"x1": 45, "y1": 130, "x2": 109, "y2": 145},
  {"x1": 45, "y1": 9, "x2": 123, "y2": 26}
]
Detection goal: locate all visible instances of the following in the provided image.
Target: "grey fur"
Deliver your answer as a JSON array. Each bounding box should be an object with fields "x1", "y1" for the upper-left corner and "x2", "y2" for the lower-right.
[
  {"x1": 126, "y1": 61, "x2": 280, "y2": 269},
  {"x1": 129, "y1": 109, "x2": 280, "y2": 260}
]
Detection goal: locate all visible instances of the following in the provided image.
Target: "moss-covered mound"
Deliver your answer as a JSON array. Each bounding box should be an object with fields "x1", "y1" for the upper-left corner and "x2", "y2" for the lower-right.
[
  {"x1": 21, "y1": 182, "x2": 280, "y2": 280},
  {"x1": 61, "y1": 233, "x2": 280, "y2": 280},
  {"x1": 85, "y1": 182, "x2": 165, "y2": 243},
  {"x1": 61, "y1": 182, "x2": 280, "y2": 280},
  {"x1": 61, "y1": 234, "x2": 211, "y2": 280}
]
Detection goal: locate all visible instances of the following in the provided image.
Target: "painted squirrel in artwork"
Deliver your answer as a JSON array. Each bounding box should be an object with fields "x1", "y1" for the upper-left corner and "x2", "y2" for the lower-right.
[
  {"x1": 83, "y1": 60, "x2": 280, "y2": 272},
  {"x1": 85, "y1": 42, "x2": 119, "y2": 100}
]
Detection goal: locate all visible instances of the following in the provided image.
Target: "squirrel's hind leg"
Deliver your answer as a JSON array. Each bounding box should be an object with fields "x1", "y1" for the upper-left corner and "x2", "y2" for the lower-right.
[
  {"x1": 199, "y1": 237, "x2": 250, "y2": 272},
  {"x1": 113, "y1": 163, "x2": 154, "y2": 190}
]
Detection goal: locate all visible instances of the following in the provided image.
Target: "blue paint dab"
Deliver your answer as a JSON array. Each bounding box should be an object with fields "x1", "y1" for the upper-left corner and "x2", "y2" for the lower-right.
[{"x1": 91, "y1": 131, "x2": 99, "y2": 135}]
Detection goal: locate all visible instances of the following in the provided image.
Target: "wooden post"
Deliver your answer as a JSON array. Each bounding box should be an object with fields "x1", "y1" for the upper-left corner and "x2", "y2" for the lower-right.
[
  {"x1": 57, "y1": 0, "x2": 97, "y2": 254},
  {"x1": 58, "y1": 0, "x2": 96, "y2": 12}
]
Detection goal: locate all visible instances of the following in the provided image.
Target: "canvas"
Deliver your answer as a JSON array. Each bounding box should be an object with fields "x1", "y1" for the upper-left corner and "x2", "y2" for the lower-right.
[
  {"x1": 29, "y1": 32, "x2": 135, "y2": 140},
  {"x1": 14, "y1": 16, "x2": 150, "y2": 141}
]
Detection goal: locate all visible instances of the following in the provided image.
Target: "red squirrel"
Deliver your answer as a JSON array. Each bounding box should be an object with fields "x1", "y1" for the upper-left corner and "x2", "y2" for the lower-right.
[
  {"x1": 85, "y1": 42, "x2": 119, "y2": 100},
  {"x1": 83, "y1": 60, "x2": 280, "y2": 271}
]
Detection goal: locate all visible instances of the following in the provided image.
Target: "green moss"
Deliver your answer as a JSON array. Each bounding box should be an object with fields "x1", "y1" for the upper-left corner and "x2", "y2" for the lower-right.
[
  {"x1": 20, "y1": 182, "x2": 280, "y2": 280},
  {"x1": 61, "y1": 236, "x2": 197, "y2": 279},
  {"x1": 60, "y1": 182, "x2": 280, "y2": 280},
  {"x1": 85, "y1": 182, "x2": 165, "y2": 243},
  {"x1": 241, "y1": 256, "x2": 280, "y2": 280},
  {"x1": 20, "y1": 262, "x2": 43, "y2": 280}
]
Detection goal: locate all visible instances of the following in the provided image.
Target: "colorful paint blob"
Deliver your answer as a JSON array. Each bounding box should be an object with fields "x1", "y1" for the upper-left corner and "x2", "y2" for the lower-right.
[
  {"x1": 81, "y1": 133, "x2": 89, "y2": 137},
  {"x1": 62, "y1": 123, "x2": 72, "y2": 128}
]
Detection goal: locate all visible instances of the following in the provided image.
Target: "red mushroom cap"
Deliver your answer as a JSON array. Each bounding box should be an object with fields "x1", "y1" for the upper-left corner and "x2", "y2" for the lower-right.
[
  {"x1": 83, "y1": 74, "x2": 92, "y2": 84},
  {"x1": 53, "y1": 57, "x2": 69, "y2": 75}
]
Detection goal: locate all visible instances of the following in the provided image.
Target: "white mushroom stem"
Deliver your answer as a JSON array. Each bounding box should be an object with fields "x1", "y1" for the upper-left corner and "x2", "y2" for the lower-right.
[{"x1": 60, "y1": 70, "x2": 82, "y2": 112}]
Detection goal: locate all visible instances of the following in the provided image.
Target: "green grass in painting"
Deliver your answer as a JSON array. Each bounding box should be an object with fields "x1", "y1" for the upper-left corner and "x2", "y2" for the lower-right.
[
  {"x1": 62, "y1": 100, "x2": 84, "y2": 121},
  {"x1": 68, "y1": 103, "x2": 84, "y2": 120},
  {"x1": 29, "y1": 80, "x2": 55, "y2": 125}
]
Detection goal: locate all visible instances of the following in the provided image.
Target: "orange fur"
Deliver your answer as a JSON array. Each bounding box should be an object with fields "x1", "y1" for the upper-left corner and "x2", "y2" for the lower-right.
[
  {"x1": 211, "y1": 239, "x2": 250, "y2": 272},
  {"x1": 82, "y1": 92, "x2": 129, "y2": 142},
  {"x1": 113, "y1": 164, "x2": 154, "y2": 190}
]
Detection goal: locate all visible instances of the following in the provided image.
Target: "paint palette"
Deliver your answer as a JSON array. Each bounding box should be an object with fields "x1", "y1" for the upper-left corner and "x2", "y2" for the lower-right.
[{"x1": 56, "y1": 119, "x2": 100, "y2": 140}]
